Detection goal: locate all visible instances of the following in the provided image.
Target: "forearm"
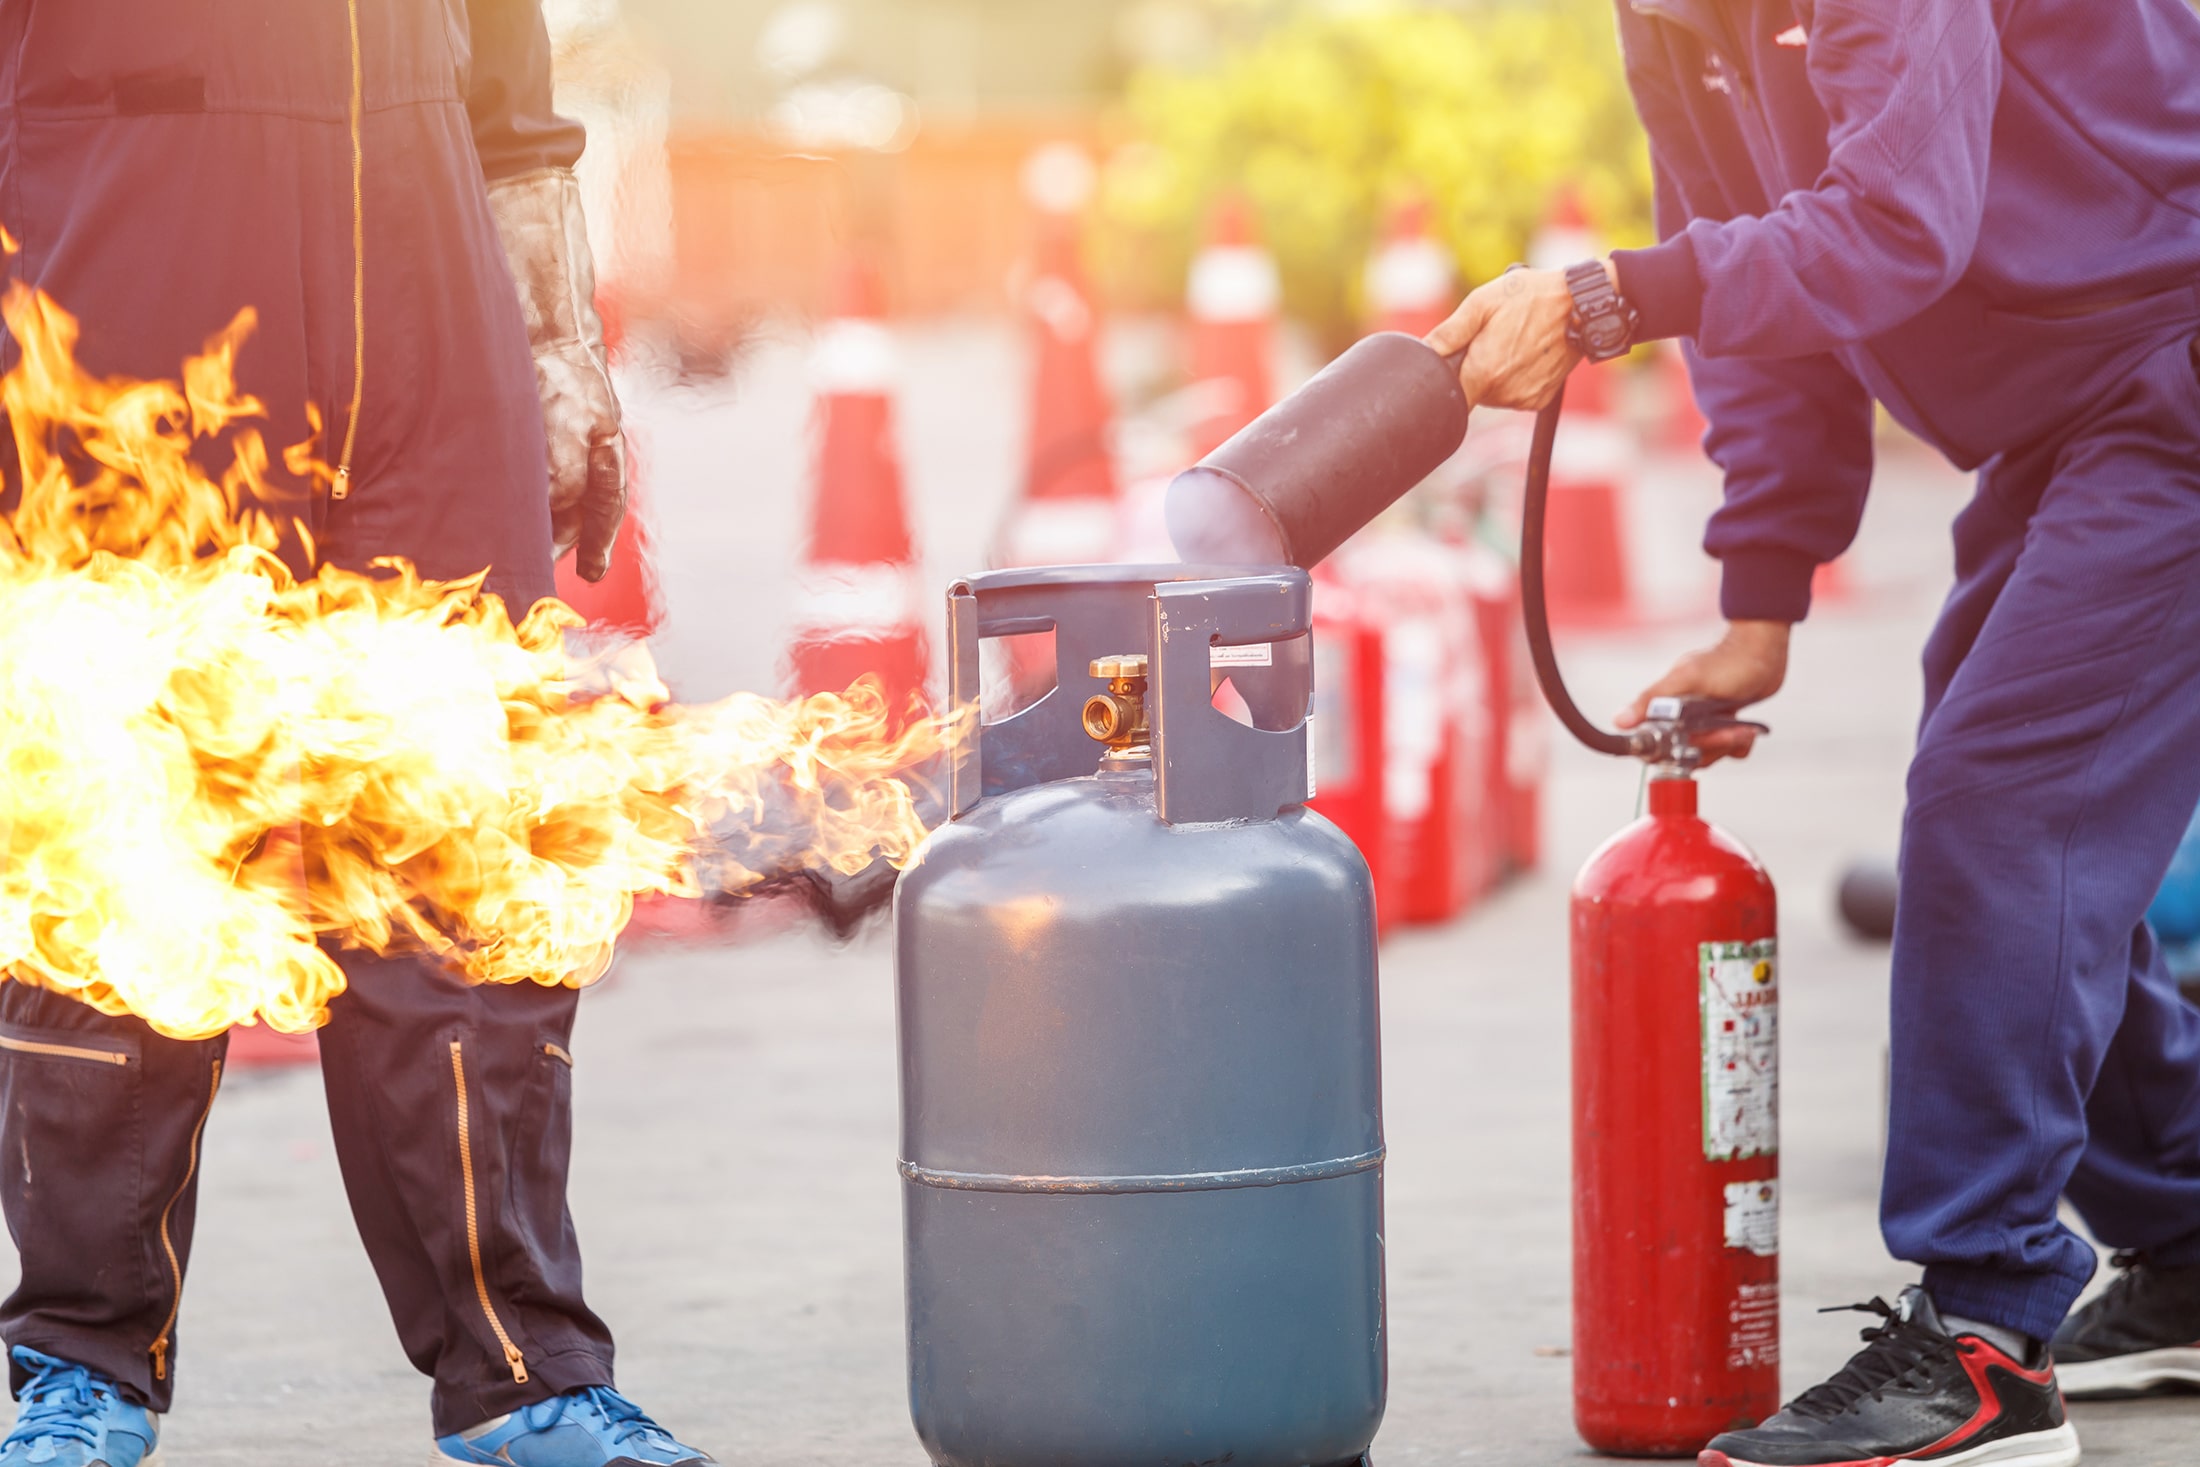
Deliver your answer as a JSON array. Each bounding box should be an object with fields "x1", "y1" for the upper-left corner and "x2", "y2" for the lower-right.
[{"x1": 466, "y1": 0, "x2": 585, "y2": 181}]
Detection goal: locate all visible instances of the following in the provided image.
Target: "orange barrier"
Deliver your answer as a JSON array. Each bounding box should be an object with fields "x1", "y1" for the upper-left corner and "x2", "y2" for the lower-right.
[{"x1": 662, "y1": 121, "x2": 1107, "y2": 330}]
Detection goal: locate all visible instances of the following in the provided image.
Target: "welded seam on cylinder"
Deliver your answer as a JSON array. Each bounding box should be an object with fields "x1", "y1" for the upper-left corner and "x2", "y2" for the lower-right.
[{"x1": 898, "y1": 1147, "x2": 1384, "y2": 1195}]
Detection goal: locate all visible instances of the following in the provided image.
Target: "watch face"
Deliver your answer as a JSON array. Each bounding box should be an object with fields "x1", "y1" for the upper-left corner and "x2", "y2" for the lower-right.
[{"x1": 1585, "y1": 317, "x2": 1628, "y2": 356}]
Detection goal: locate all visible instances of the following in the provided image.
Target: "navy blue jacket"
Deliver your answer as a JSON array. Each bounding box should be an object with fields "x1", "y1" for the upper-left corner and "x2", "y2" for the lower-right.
[
  {"x1": 1606, "y1": 0, "x2": 2200, "y2": 621},
  {"x1": 0, "y1": 0, "x2": 580, "y2": 610}
]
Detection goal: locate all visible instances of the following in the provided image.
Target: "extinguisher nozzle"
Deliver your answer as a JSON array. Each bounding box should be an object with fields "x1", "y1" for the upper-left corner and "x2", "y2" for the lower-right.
[{"x1": 1165, "y1": 466, "x2": 1289, "y2": 566}]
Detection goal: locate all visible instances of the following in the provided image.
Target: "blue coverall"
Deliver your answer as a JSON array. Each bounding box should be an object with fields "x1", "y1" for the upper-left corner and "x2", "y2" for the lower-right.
[
  {"x1": 0, "y1": 0, "x2": 610, "y2": 1435},
  {"x1": 1607, "y1": 0, "x2": 2200, "y2": 1343}
]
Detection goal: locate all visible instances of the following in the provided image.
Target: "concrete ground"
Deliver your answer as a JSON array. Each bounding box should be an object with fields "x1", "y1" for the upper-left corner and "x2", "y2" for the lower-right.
[{"x1": 4, "y1": 326, "x2": 2191, "y2": 1463}]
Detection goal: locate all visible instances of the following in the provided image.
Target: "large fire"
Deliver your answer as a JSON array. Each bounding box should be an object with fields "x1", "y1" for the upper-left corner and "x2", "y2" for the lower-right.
[{"x1": 0, "y1": 280, "x2": 958, "y2": 1041}]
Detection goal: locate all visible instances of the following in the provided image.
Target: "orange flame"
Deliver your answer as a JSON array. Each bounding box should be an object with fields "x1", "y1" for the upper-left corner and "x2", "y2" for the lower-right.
[{"x1": 0, "y1": 282, "x2": 959, "y2": 1041}]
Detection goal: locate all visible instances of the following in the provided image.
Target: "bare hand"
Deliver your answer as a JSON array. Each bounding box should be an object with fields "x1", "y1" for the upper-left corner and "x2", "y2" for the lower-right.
[
  {"x1": 1614, "y1": 620, "x2": 1792, "y2": 765},
  {"x1": 1425, "y1": 264, "x2": 1605, "y2": 411}
]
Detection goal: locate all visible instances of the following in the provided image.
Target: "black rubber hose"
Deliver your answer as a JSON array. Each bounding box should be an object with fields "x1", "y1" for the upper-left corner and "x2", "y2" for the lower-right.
[{"x1": 1519, "y1": 383, "x2": 1636, "y2": 758}]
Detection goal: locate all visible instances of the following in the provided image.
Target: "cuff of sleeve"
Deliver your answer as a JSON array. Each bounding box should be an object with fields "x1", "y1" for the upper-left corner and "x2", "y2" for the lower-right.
[
  {"x1": 1611, "y1": 237, "x2": 1704, "y2": 343},
  {"x1": 1719, "y1": 548, "x2": 1818, "y2": 623}
]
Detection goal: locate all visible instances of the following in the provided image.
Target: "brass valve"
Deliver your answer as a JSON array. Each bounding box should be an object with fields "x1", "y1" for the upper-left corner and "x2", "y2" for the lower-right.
[{"x1": 1082, "y1": 654, "x2": 1150, "y2": 750}]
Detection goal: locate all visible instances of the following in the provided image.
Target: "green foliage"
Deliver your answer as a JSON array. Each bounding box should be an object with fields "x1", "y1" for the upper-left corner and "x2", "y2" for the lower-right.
[{"x1": 1100, "y1": 0, "x2": 1652, "y2": 345}]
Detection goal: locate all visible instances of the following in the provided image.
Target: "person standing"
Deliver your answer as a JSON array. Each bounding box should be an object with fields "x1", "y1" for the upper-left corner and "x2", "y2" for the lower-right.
[
  {"x1": 1434, "y1": 1, "x2": 2200, "y2": 1464},
  {"x1": 0, "y1": 2, "x2": 703, "y2": 1463}
]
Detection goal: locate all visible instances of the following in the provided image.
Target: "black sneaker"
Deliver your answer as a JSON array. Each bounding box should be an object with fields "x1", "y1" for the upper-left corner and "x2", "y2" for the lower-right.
[
  {"x1": 1700, "y1": 1287, "x2": 2077, "y2": 1467},
  {"x1": 2051, "y1": 1250, "x2": 2200, "y2": 1399}
]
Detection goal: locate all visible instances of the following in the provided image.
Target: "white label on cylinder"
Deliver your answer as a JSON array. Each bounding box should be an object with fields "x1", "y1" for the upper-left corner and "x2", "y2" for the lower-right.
[
  {"x1": 1723, "y1": 1179, "x2": 1779, "y2": 1257},
  {"x1": 1209, "y1": 642, "x2": 1274, "y2": 668},
  {"x1": 1701, "y1": 939, "x2": 1779, "y2": 1161}
]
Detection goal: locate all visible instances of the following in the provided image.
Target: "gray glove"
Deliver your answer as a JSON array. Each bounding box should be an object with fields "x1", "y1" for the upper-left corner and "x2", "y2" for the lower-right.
[{"x1": 486, "y1": 166, "x2": 627, "y2": 582}]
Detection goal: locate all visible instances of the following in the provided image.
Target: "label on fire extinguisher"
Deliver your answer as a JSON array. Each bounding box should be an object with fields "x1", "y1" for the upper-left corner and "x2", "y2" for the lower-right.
[
  {"x1": 1723, "y1": 1179, "x2": 1780, "y2": 1257},
  {"x1": 1701, "y1": 939, "x2": 1778, "y2": 1161},
  {"x1": 1728, "y1": 1282, "x2": 1781, "y2": 1370}
]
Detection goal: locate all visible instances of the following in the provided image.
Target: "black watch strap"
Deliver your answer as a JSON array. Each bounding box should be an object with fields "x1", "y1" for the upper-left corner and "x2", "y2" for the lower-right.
[{"x1": 1564, "y1": 260, "x2": 1640, "y2": 363}]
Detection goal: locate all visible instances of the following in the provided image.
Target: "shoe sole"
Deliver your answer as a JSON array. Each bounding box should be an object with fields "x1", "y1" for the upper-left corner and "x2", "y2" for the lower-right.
[
  {"x1": 1701, "y1": 1421, "x2": 2080, "y2": 1467},
  {"x1": 2056, "y1": 1345, "x2": 2200, "y2": 1400},
  {"x1": 425, "y1": 1453, "x2": 708, "y2": 1467}
]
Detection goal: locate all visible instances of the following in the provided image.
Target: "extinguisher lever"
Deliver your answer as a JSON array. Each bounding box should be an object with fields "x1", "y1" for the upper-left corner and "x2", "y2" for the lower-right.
[{"x1": 1634, "y1": 695, "x2": 1772, "y2": 770}]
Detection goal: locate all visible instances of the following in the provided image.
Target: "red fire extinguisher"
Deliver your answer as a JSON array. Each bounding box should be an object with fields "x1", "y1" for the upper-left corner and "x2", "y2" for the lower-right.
[{"x1": 1516, "y1": 397, "x2": 1782, "y2": 1455}]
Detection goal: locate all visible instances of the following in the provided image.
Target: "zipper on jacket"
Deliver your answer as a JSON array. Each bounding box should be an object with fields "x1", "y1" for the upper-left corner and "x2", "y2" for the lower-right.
[
  {"x1": 0, "y1": 1034, "x2": 130, "y2": 1066},
  {"x1": 332, "y1": 0, "x2": 365, "y2": 502},
  {"x1": 449, "y1": 1041, "x2": 529, "y2": 1384},
  {"x1": 150, "y1": 1058, "x2": 223, "y2": 1381}
]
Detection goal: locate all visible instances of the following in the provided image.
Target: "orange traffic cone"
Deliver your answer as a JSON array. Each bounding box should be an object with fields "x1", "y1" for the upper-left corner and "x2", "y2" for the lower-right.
[
  {"x1": 1527, "y1": 188, "x2": 1640, "y2": 627},
  {"x1": 553, "y1": 285, "x2": 665, "y2": 635},
  {"x1": 225, "y1": 1025, "x2": 320, "y2": 1069},
  {"x1": 997, "y1": 147, "x2": 1119, "y2": 567},
  {"x1": 1186, "y1": 195, "x2": 1279, "y2": 458},
  {"x1": 1365, "y1": 195, "x2": 1456, "y2": 340},
  {"x1": 784, "y1": 260, "x2": 928, "y2": 715}
]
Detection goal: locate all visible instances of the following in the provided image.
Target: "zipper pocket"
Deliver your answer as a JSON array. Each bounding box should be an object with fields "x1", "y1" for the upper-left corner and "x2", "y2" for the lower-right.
[
  {"x1": 0, "y1": 1033, "x2": 131, "y2": 1066},
  {"x1": 150, "y1": 1058, "x2": 222, "y2": 1380},
  {"x1": 449, "y1": 1041, "x2": 529, "y2": 1384},
  {"x1": 543, "y1": 1042, "x2": 573, "y2": 1067}
]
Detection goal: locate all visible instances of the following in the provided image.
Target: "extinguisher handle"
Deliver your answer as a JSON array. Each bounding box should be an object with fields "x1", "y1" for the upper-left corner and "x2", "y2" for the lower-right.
[
  {"x1": 1643, "y1": 695, "x2": 1773, "y2": 767},
  {"x1": 1150, "y1": 570, "x2": 1315, "y2": 826}
]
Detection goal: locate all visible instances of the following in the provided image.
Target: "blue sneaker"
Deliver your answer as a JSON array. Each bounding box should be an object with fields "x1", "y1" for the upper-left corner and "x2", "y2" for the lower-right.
[
  {"x1": 433, "y1": 1386, "x2": 713, "y2": 1466},
  {"x1": 0, "y1": 1347, "x2": 158, "y2": 1467}
]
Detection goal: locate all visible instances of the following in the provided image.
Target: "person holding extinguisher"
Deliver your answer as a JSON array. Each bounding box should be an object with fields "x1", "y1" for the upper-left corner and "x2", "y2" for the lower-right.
[{"x1": 1432, "y1": 1, "x2": 2200, "y2": 1465}]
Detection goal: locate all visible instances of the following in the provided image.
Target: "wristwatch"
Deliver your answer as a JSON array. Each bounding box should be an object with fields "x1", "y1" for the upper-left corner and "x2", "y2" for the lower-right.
[{"x1": 1564, "y1": 260, "x2": 1640, "y2": 363}]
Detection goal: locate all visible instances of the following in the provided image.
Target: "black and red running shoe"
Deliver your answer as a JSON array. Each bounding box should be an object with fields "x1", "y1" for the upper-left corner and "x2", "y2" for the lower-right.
[
  {"x1": 1699, "y1": 1287, "x2": 2077, "y2": 1467},
  {"x1": 2052, "y1": 1251, "x2": 2200, "y2": 1399}
]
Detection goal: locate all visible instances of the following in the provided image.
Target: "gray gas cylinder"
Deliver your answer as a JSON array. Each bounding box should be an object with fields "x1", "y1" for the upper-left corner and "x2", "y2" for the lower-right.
[{"x1": 895, "y1": 564, "x2": 1385, "y2": 1467}]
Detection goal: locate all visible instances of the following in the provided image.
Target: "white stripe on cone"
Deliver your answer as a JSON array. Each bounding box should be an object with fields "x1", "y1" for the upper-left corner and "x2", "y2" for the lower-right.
[
  {"x1": 1367, "y1": 237, "x2": 1454, "y2": 317},
  {"x1": 788, "y1": 561, "x2": 923, "y2": 638},
  {"x1": 1188, "y1": 245, "x2": 1281, "y2": 322},
  {"x1": 1002, "y1": 499, "x2": 1120, "y2": 566},
  {"x1": 810, "y1": 318, "x2": 896, "y2": 394}
]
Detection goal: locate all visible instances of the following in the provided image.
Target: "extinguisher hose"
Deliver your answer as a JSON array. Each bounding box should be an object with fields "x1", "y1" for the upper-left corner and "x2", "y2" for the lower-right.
[{"x1": 1519, "y1": 384, "x2": 1637, "y2": 759}]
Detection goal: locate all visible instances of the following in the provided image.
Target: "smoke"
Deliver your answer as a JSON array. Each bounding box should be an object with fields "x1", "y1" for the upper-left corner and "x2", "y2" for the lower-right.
[{"x1": 1163, "y1": 465, "x2": 1287, "y2": 565}]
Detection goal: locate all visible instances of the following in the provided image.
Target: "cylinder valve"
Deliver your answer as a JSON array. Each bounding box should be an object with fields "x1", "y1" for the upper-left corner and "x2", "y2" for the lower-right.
[{"x1": 1082, "y1": 654, "x2": 1151, "y2": 752}]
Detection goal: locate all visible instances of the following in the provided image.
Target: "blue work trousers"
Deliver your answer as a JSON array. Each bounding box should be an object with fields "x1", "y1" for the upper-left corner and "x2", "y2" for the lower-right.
[{"x1": 1886, "y1": 330, "x2": 2200, "y2": 1342}]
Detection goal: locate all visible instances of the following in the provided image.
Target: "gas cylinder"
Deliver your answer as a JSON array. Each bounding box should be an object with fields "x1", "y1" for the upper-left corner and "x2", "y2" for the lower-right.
[
  {"x1": 1572, "y1": 748, "x2": 1779, "y2": 1455},
  {"x1": 895, "y1": 563, "x2": 1384, "y2": 1467}
]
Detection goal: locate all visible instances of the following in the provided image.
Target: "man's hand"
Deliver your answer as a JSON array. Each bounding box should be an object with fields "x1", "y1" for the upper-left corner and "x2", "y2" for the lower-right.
[
  {"x1": 1425, "y1": 263, "x2": 1611, "y2": 411},
  {"x1": 486, "y1": 167, "x2": 628, "y2": 583},
  {"x1": 1615, "y1": 620, "x2": 1792, "y2": 765}
]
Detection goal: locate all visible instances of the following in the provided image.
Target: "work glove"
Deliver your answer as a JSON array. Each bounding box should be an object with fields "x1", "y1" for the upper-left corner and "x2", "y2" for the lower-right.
[{"x1": 486, "y1": 166, "x2": 626, "y2": 582}]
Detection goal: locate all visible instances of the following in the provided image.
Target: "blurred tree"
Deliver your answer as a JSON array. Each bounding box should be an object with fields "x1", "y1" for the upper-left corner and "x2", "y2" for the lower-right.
[{"x1": 1099, "y1": 0, "x2": 1652, "y2": 346}]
